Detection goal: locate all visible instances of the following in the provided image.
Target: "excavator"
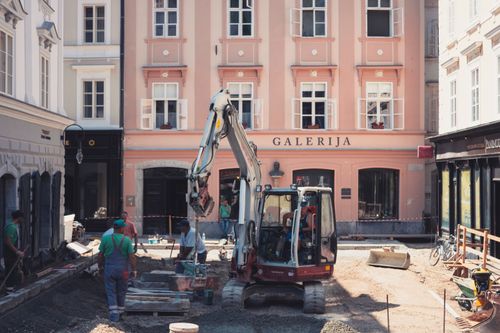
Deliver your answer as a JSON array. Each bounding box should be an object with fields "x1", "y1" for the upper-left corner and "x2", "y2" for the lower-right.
[{"x1": 189, "y1": 89, "x2": 337, "y2": 313}]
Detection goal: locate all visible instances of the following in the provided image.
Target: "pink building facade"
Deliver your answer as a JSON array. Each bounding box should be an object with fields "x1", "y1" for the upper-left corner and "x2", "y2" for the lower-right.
[{"x1": 123, "y1": 0, "x2": 426, "y2": 236}]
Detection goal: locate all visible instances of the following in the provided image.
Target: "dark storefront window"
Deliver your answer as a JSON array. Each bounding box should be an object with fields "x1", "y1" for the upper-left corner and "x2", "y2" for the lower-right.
[
  {"x1": 0, "y1": 174, "x2": 16, "y2": 262},
  {"x1": 482, "y1": 166, "x2": 491, "y2": 231},
  {"x1": 293, "y1": 169, "x2": 334, "y2": 189},
  {"x1": 358, "y1": 168, "x2": 399, "y2": 220},
  {"x1": 441, "y1": 169, "x2": 450, "y2": 232},
  {"x1": 474, "y1": 165, "x2": 481, "y2": 229},
  {"x1": 460, "y1": 168, "x2": 472, "y2": 228},
  {"x1": 219, "y1": 169, "x2": 240, "y2": 222}
]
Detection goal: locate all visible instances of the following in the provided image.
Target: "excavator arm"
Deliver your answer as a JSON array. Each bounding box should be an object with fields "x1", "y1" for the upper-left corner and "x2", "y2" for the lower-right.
[{"x1": 189, "y1": 89, "x2": 262, "y2": 268}]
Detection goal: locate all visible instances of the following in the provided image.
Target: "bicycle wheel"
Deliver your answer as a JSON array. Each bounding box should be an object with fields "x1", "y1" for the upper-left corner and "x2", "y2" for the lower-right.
[{"x1": 428, "y1": 246, "x2": 441, "y2": 266}]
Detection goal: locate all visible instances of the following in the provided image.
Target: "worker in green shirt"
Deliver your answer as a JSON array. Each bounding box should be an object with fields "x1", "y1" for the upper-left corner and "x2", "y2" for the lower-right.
[
  {"x1": 3, "y1": 210, "x2": 25, "y2": 291},
  {"x1": 219, "y1": 197, "x2": 232, "y2": 238},
  {"x1": 98, "y1": 219, "x2": 137, "y2": 322}
]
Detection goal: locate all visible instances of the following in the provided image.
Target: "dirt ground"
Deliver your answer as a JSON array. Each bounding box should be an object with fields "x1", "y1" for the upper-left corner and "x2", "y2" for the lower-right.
[{"x1": 0, "y1": 243, "x2": 470, "y2": 333}]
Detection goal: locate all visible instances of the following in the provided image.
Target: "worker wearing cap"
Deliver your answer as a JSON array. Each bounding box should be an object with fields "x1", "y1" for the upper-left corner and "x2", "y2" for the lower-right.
[
  {"x1": 3, "y1": 210, "x2": 25, "y2": 291},
  {"x1": 98, "y1": 219, "x2": 137, "y2": 322},
  {"x1": 175, "y1": 219, "x2": 207, "y2": 274}
]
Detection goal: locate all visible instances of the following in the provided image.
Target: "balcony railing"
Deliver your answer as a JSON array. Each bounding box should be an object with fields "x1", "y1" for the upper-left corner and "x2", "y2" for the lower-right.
[{"x1": 357, "y1": 98, "x2": 404, "y2": 131}]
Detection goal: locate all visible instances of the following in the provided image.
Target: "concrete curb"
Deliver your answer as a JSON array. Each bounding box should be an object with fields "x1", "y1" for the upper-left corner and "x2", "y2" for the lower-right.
[{"x1": 0, "y1": 256, "x2": 95, "y2": 315}]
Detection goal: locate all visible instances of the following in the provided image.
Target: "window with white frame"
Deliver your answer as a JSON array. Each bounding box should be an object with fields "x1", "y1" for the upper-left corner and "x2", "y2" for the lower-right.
[
  {"x1": 154, "y1": 0, "x2": 178, "y2": 38},
  {"x1": 40, "y1": 56, "x2": 49, "y2": 109},
  {"x1": 84, "y1": 5, "x2": 105, "y2": 43},
  {"x1": 366, "y1": 82, "x2": 393, "y2": 129},
  {"x1": 0, "y1": 30, "x2": 13, "y2": 95},
  {"x1": 450, "y1": 80, "x2": 457, "y2": 127},
  {"x1": 83, "y1": 80, "x2": 104, "y2": 119},
  {"x1": 469, "y1": 0, "x2": 479, "y2": 20},
  {"x1": 448, "y1": 0, "x2": 455, "y2": 36},
  {"x1": 300, "y1": 83, "x2": 327, "y2": 129},
  {"x1": 153, "y1": 83, "x2": 178, "y2": 129},
  {"x1": 228, "y1": 0, "x2": 253, "y2": 37},
  {"x1": 471, "y1": 68, "x2": 479, "y2": 122},
  {"x1": 301, "y1": 0, "x2": 326, "y2": 37},
  {"x1": 228, "y1": 83, "x2": 253, "y2": 128},
  {"x1": 366, "y1": 0, "x2": 402, "y2": 37}
]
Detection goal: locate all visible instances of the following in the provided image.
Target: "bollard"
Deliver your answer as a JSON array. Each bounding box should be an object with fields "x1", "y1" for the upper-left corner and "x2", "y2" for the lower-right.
[{"x1": 169, "y1": 322, "x2": 199, "y2": 333}]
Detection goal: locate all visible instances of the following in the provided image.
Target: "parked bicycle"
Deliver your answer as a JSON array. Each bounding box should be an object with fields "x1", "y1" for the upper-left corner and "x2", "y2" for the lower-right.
[{"x1": 428, "y1": 234, "x2": 456, "y2": 266}]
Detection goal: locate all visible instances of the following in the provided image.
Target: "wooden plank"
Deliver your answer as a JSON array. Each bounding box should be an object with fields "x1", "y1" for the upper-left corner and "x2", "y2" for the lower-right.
[
  {"x1": 489, "y1": 234, "x2": 500, "y2": 243},
  {"x1": 125, "y1": 299, "x2": 190, "y2": 313}
]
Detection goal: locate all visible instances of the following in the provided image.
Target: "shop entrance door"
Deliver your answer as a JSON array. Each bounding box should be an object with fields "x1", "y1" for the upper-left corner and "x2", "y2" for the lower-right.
[{"x1": 143, "y1": 168, "x2": 187, "y2": 235}]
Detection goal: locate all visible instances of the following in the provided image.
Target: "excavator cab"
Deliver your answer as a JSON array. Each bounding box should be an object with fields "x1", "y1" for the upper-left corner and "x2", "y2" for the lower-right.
[{"x1": 254, "y1": 186, "x2": 337, "y2": 282}]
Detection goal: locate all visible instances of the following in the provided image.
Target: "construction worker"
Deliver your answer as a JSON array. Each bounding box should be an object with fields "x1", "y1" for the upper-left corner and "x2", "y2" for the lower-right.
[
  {"x1": 175, "y1": 219, "x2": 207, "y2": 274},
  {"x1": 98, "y1": 219, "x2": 137, "y2": 322},
  {"x1": 2, "y1": 210, "x2": 25, "y2": 291},
  {"x1": 121, "y1": 211, "x2": 138, "y2": 253}
]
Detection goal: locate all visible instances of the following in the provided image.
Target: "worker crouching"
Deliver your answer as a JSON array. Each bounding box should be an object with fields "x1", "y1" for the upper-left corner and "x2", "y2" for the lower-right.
[{"x1": 98, "y1": 219, "x2": 137, "y2": 322}]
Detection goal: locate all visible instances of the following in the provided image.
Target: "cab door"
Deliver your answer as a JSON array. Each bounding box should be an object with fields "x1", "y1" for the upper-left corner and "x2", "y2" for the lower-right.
[{"x1": 319, "y1": 191, "x2": 337, "y2": 263}]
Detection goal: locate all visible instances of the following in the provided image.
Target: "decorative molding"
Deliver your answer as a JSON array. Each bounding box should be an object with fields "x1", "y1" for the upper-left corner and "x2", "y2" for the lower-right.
[
  {"x1": 0, "y1": 0, "x2": 27, "y2": 29},
  {"x1": 460, "y1": 41, "x2": 483, "y2": 63},
  {"x1": 37, "y1": 21, "x2": 61, "y2": 51},
  {"x1": 38, "y1": 0, "x2": 55, "y2": 18},
  {"x1": 290, "y1": 65, "x2": 337, "y2": 86},
  {"x1": 217, "y1": 65, "x2": 263, "y2": 86},
  {"x1": 356, "y1": 65, "x2": 403, "y2": 85},
  {"x1": 142, "y1": 65, "x2": 188, "y2": 86}
]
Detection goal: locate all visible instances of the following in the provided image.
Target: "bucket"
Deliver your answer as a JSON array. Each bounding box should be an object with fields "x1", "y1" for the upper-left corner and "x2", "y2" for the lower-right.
[
  {"x1": 169, "y1": 323, "x2": 199, "y2": 333},
  {"x1": 367, "y1": 249, "x2": 411, "y2": 269}
]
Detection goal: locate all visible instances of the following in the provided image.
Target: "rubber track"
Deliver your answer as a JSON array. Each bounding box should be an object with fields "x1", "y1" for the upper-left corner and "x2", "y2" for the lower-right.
[
  {"x1": 303, "y1": 281, "x2": 326, "y2": 314},
  {"x1": 222, "y1": 279, "x2": 246, "y2": 309}
]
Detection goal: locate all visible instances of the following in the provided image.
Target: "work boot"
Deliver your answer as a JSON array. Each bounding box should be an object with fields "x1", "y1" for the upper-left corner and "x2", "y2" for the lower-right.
[{"x1": 109, "y1": 312, "x2": 120, "y2": 322}]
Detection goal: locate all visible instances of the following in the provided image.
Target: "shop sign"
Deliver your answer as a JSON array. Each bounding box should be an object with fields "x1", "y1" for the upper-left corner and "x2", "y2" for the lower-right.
[
  {"x1": 272, "y1": 136, "x2": 351, "y2": 148},
  {"x1": 485, "y1": 137, "x2": 500, "y2": 151},
  {"x1": 417, "y1": 145, "x2": 433, "y2": 158},
  {"x1": 41, "y1": 129, "x2": 51, "y2": 141}
]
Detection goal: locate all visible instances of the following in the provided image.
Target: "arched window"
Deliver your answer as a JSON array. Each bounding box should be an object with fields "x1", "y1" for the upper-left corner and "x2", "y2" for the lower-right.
[{"x1": 358, "y1": 168, "x2": 399, "y2": 220}]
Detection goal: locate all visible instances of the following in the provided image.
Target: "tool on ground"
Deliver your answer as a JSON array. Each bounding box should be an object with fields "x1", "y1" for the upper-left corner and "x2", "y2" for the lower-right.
[
  {"x1": 188, "y1": 89, "x2": 338, "y2": 313},
  {"x1": 139, "y1": 242, "x2": 148, "y2": 253},
  {"x1": 0, "y1": 245, "x2": 30, "y2": 293},
  {"x1": 367, "y1": 247, "x2": 411, "y2": 269}
]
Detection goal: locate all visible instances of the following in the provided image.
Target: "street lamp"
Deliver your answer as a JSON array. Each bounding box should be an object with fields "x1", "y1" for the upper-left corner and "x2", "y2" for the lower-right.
[{"x1": 62, "y1": 124, "x2": 85, "y2": 165}]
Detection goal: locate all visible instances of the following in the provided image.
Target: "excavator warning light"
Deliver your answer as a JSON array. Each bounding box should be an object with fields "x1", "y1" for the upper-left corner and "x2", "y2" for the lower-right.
[
  {"x1": 264, "y1": 184, "x2": 272, "y2": 191},
  {"x1": 256, "y1": 185, "x2": 262, "y2": 192},
  {"x1": 290, "y1": 184, "x2": 298, "y2": 190}
]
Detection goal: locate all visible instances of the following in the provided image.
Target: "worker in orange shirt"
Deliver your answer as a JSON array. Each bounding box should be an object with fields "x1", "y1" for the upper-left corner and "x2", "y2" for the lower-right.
[{"x1": 121, "y1": 211, "x2": 138, "y2": 253}]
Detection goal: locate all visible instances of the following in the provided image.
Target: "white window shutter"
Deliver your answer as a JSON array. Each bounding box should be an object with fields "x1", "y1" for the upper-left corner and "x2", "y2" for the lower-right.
[
  {"x1": 252, "y1": 99, "x2": 263, "y2": 130},
  {"x1": 140, "y1": 99, "x2": 153, "y2": 130},
  {"x1": 327, "y1": 99, "x2": 337, "y2": 130},
  {"x1": 178, "y1": 99, "x2": 188, "y2": 130},
  {"x1": 290, "y1": 8, "x2": 301, "y2": 37},
  {"x1": 292, "y1": 98, "x2": 301, "y2": 129},
  {"x1": 392, "y1": 7, "x2": 404, "y2": 37}
]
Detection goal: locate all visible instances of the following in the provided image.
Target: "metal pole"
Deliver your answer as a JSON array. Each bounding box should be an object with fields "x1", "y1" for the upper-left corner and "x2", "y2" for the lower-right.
[
  {"x1": 194, "y1": 216, "x2": 199, "y2": 266},
  {"x1": 386, "y1": 294, "x2": 390, "y2": 333},
  {"x1": 443, "y1": 289, "x2": 446, "y2": 333}
]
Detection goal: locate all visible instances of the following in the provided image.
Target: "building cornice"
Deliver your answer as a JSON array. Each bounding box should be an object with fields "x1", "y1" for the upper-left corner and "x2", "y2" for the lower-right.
[
  {"x1": 0, "y1": 94, "x2": 74, "y2": 129},
  {"x1": 71, "y1": 64, "x2": 116, "y2": 71},
  {"x1": 0, "y1": 0, "x2": 27, "y2": 28}
]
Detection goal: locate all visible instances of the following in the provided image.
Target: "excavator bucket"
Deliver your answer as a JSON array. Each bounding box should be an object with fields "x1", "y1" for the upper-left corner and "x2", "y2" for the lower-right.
[{"x1": 367, "y1": 249, "x2": 411, "y2": 270}]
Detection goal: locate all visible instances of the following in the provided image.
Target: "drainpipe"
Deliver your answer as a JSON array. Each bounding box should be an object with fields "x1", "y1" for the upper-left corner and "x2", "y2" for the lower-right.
[{"x1": 119, "y1": 0, "x2": 125, "y2": 213}]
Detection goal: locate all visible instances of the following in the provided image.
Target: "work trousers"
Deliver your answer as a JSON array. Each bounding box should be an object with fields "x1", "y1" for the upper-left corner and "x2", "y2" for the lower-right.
[
  {"x1": 104, "y1": 266, "x2": 128, "y2": 318},
  {"x1": 2, "y1": 247, "x2": 22, "y2": 288}
]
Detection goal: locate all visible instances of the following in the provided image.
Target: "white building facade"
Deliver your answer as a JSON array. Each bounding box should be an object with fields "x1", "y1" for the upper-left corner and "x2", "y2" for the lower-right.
[
  {"x1": 0, "y1": 0, "x2": 72, "y2": 270},
  {"x1": 63, "y1": 0, "x2": 122, "y2": 230},
  {"x1": 432, "y1": 0, "x2": 500, "y2": 257}
]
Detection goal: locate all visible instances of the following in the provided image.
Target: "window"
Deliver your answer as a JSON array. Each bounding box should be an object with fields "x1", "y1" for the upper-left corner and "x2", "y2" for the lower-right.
[
  {"x1": 367, "y1": 0, "x2": 391, "y2": 37},
  {"x1": 358, "y1": 168, "x2": 399, "y2": 220},
  {"x1": 84, "y1": 5, "x2": 105, "y2": 43},
  {"x1": 228, "y1": 0, "x2": 253, "y2": 37},
  {"x1": 301, "y1": 0, "x2": 326, "y2": 37},
  {"x1": 40, "y1": 56, "x2": 49, "y2": 109},
  {"x1": 448, "y1": 1, "x2": 455, "y2": 36},
  {"x1": 461, "y1": 168, "x2": 472, "y2": 228},
  {"x1": 153, "y1": 83, "x2": 178, "y2": 129},
  {"x1": 83, "y1": 80, "x2": 104, "y2": 119},
  {"x1": 441, "y1": 169, "x2": 450, "y2": 231},
  {"x1": 300, "y1": 83, "x2": 327, "y2": 129},
  {"x1": 154, "y1": 0, "x2": 178, "y2": 38},
  {"x1": 228, "y1": 83, "x2": 253, "y2": 129},
  {"x1": 426, "y1": 19, "x2": 438, "y2": 57},
  {"x1": 450, "y1": 80, "x2": 457, "y2": 127},
  {"x1": 471, "y1": 68, "x2": 479, "y2": 122},
  {"x1": 0, "y1": 31, "x2": 13, "y2": 95},
  {"x1": 469, "y1": 0, "x2": 479, "y2": 20},
  {"x1": 366, "y1": 82, "x2": 393, "y2": 129}
]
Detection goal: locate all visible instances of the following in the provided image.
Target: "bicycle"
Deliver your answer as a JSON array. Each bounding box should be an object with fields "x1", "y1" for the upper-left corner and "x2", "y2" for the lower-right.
[{"x1": 428, "y1": 234, "x2": 456, "y2": 266}]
